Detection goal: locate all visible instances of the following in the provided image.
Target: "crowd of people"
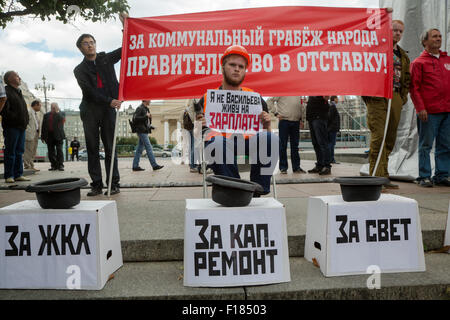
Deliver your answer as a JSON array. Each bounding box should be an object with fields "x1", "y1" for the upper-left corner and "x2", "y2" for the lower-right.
[
  {"x1": 0, "y1": 73, "x2": 69, "y2": 181},
  {"x1": 1, "y1": 14, "x2": 449, "y2": 196}
]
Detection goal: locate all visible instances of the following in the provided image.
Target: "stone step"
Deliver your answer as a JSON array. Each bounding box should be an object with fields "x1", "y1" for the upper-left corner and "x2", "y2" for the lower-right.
[
  {"x1": 1, "y1": 188, "x2": 447, "y2": 263},
  {"x1": 117, "y1": 194, "x2": 449, "y2": 262},
  {"x1": 1, "y1": 253, "x2": 449, "y2": 300}
]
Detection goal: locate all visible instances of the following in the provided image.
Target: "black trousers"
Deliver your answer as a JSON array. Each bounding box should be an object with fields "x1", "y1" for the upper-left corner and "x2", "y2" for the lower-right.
[
  {"x1": 71, "y1": 150, "x2": 79, "y2": 161},
  {"x1": 47, "y1": 135, "x2": 64, "y2": 169},
  {"x1": 80, "y1": 104, "x2": 119, "y2": 189},
  {"x1": 308, "y1": 118, "x2": 331, "y2": 169},
  {"x1": 278, "y1": 120, "x2": 301, "y2": 171}
]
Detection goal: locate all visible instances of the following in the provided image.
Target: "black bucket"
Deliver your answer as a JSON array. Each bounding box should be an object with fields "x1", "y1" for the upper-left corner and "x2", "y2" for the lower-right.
[
  {"x1": 334, "y1": 176, "x2": 389, "y2": 202},
  {"x1": 206, "y1": 175, "x2": 264, "y2": 207},
  {"x1": 26, "y1": 178, "x2": 88, "y2": 209}
]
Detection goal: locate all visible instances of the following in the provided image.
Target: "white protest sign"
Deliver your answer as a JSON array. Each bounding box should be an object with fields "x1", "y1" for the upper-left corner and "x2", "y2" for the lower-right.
[
  {"x1": 0, "y1": 200, "x2": 123, "y2": 290},
  {"x1": 0, "y1": 212, "x2": 97, "y2": 289},
  {"x1": 184, "y1": 198, "x2": 290, "y2": 287},
  {"x1": 305, "y1": 194, "x2": 426, "y2": 277},
  {"x1": 205, "y1": 89, "x2": 263, "y2": 135}
]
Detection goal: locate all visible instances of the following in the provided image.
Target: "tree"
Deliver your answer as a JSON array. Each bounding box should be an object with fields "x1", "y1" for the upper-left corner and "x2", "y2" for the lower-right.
[{"x1": 0, "y1": 0, "x2": 130, "y2": 29}]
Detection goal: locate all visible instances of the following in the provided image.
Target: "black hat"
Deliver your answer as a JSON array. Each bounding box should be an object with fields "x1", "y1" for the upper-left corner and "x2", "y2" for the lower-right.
[
  {"x1": 26, "y1": 178, "x2": 88, "y2": 209},
  {"x1": 206, "y1": 175, "x2": 264, "y2": 207}
]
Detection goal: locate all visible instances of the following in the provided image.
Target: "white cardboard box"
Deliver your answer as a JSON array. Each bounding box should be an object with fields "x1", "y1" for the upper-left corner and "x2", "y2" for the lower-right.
[
  {"x1": 305, "y1": 194, "x2": 426, "y2": 277},
  {"x1": 184, "y1": 198, "x2": 291, "y2": 287},
  {"x1": 0, "y1": 200, "x2": 123, "y2": 290}
]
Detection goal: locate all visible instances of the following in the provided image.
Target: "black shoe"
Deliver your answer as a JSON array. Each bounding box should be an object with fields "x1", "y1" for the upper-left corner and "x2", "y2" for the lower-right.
[
  {"x1": 58, "y1": 167, "x2": 64, "y2": 171},
  {"x1": 280, "y1": 169, "x2": 287, "y2": 174},
  {"x1": 48, "y1": 167, "x2": 57, "y2": 171},
  {"x1": 153, "y1": 165, "x2": 164, "y2": 171},
  {"x1": 434, "y1": 179, "x2": 450, "y2": 187},
  {"x1": 132, "y1": 167, "x2": 145, "y2": 171},
  {"x1": 104, "y1": 185, "x2": 120, "y2": 195},
  {"x1": 293, "y1": 168, "x2": 306, "y2": 174},
  {"x1": 253, "y1": 190, "x2": 270, "y2": 198},
  {"x1": 383, "y1": 181, "x2": 399, "y2": 189},
  {"x1": 308, "y1": 166, "x2": 321, "y2": 174},
  {"x1": 418, "y1": 178, "x2": 433, "y2": 188},
  {"x1": 87, "y1": 188, "x2": 102, "y2": 196},
  {"x1": 319, "y1": 167, "x2": 331, "y2": 175}
]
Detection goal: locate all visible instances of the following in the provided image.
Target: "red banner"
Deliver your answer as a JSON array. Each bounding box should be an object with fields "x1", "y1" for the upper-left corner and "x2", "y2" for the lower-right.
[{"x1": 119, "y1": 6, "x2": 393, "y2": 101}]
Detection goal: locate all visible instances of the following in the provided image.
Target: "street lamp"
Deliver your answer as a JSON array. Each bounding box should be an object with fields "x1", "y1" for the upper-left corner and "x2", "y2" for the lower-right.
[{"x1": 35, "y1": 75, "x2": 54, "y2": 113}]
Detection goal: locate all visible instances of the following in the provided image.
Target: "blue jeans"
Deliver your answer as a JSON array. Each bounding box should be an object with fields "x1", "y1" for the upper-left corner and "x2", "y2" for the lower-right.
[
  {"x1": 417, "y1": 113, "x2": 450, "y2": 183},
  {"x1": 278, "y1": 120, "x2": 300, "y2": 171},
  {"x1": 204, "y1": 132, "x2": 278, "y2": 194},
  {"x1": 133, "y1": 133, "x2": 158, "y2": 168},
  {"x1": 328, "y1": 131, "x2": 337, "y2": 163},
  {"x1": 3, "y1": 127, "x2": 25, "y2": 179},
  {"x1": 309, "y1": 119, "x2": 331, "y2": 168}
]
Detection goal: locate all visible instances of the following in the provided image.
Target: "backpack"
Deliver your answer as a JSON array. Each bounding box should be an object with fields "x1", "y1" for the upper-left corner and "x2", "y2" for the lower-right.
[
  {"x1": 128, "y1": 118, "x2": 137, "y2": 133},
  {"x1": 129, "y1": 110, "x2": 139, "y2": 133},
  {"x1": 183, "y1": 110, "x2": 194, "y2": 131}
]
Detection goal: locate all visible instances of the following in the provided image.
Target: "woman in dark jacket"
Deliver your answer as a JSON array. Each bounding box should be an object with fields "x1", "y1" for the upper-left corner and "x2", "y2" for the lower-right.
[{"x1": 131, "y1": 100, "x2": 163, "y2": 171}]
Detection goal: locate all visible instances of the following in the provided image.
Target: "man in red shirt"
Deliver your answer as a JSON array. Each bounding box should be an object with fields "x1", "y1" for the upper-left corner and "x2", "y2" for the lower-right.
[{"x1": 410, "y1": 28, "x2": 450, "y2": 187}]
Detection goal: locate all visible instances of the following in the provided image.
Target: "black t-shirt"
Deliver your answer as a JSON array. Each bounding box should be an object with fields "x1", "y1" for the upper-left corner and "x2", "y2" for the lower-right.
[
  {"x1": 71, "y1": 140, "x2": 80, "y2": 150},
  {"x1": 306, "y1": 96, "x2": 329, "y2": 121}
]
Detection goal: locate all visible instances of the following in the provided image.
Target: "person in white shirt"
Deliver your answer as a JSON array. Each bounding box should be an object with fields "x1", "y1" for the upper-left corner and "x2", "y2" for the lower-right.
[
  {"x1": 24, "y1": 100, "x2": 43, "y2": 171},
  {"x1": 267, "y1": 96, "x2": 305, "y2": 174}
]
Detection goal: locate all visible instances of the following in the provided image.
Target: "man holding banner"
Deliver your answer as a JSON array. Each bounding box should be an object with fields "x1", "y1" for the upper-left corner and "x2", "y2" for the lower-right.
[
  {"x1": 73, "y1": 12, "x2": 128, "y2": 196},
  {"x1": 362, "y1": 20, "x2": 411, "y2": 189},
  {"x1": 197, "y1": 45, "x2": 277, "y2": 196}
]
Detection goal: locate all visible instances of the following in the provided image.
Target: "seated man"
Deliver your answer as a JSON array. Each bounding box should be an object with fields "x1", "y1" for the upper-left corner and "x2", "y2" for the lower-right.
[{"x1": 196, "y1": 45, "x2": 278, "y2": 196}]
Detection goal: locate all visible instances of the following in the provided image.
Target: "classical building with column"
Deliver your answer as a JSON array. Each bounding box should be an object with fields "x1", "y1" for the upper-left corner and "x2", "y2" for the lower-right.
[
  {"x1": 63, "y1": 99, "x2": 190, "y2": 149},
  {"x1": 145, "y1": 99, "x2": 189, "y2": 147}
]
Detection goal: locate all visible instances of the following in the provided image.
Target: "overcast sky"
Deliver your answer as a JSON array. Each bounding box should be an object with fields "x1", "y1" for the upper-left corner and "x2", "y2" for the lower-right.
[{"x1": 0, "y1": 0, "x2": 379, "y2": 110}]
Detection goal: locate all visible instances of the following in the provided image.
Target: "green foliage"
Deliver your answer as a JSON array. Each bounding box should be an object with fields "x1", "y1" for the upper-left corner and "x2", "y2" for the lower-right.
[
  {"x1": 116, "y1": 136, "x2": 138, "y2": 146},
  {"x1": 115, "y1": 136, "x2": 160, "y2": 156},
  {"x1": 0, "y1": 0, "x2": 130, "y2": 29}
]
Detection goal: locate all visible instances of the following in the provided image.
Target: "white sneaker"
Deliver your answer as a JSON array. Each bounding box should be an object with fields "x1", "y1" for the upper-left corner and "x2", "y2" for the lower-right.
[{"x1": 15, "y1": 176, "x2": 31, "y2": 182}]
